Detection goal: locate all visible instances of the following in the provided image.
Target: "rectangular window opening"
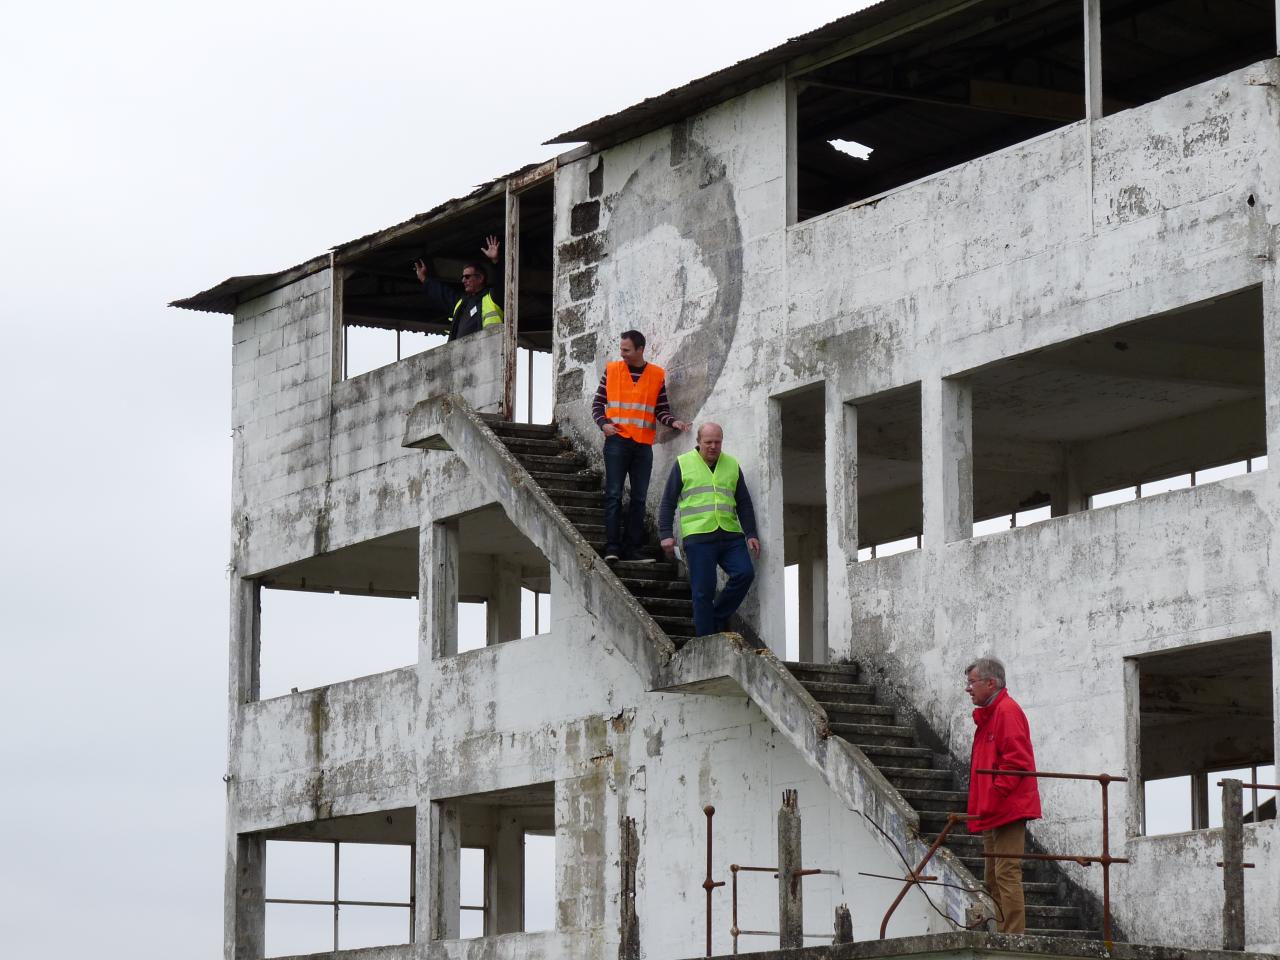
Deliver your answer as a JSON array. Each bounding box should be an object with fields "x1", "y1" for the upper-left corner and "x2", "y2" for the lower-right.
[
  {"x1": 791, "y1": 1, "x2": 1084, "y2": 222},
  {"x1": 970, "y1": 287, "x2": 1266, "y2": 536},
  {"x1": 1134, "y1": 634, "x2": 1274, "y2": 836},
  {"x1": 261, "y1": 808, "x2": 416, "y2": 958},
  {"x1": 254, "y1": 529, "x2": 419, "y2": 701},
  {"x1": 438, "y1": 783, "x2": 555, "y2": 941},
  {"x1": 855, "y1": 384, "x2": 922, "y2": 560},
  {"x1": 779, "y1": 384, "x2": 828, "y2": 663}
]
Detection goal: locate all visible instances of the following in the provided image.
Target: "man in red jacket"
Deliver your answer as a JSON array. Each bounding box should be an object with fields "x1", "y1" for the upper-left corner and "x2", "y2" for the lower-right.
[{"x1": 965, "y1": 657, "x2": 1041, "y2": 934}]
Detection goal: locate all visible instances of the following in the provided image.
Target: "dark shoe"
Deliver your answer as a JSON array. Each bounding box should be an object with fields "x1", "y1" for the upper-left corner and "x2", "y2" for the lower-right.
[
  {"x1": 604, "y1": 552, "x2": 620, "y2": 563},
  {"x1": 624, "y1": 552, "x2": 656, "y2": 563}
]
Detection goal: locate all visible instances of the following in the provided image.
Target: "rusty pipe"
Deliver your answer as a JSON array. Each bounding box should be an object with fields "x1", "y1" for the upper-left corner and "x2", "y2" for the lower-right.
[
  {"x1": 879, "y1": 812, "x2": 969, "y2": 939},
  {"x1": 703, "y1": 805, "x2": 725, "y2": 957}
]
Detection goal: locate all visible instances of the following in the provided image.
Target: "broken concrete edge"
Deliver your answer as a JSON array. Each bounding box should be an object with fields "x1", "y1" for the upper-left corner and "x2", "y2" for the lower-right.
[
  {"x1": 693, "y1": 930, "x2": 1280, "y2": 960},
  {"x1": 658, "y1": 634, "x2": 983, "y2": 927},
  {"x1": 403, "y1": 393, "x2": 678, "y2": 679}
]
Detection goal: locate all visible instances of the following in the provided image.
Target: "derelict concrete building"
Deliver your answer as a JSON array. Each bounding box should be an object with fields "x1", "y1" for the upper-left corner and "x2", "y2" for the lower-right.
[{"x1": 176, "y1": 2, "x2": 1280, "y2": 957}]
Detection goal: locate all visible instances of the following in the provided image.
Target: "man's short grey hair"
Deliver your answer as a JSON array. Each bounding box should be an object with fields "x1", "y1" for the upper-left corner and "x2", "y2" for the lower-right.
[{"x1": 965, "y1": 657, "x2": 1006, "y2": 688}]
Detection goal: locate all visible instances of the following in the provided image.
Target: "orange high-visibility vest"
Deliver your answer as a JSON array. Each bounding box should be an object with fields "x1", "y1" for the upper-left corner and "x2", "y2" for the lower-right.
[{"x1": 605, "y1": 360, "x2": 665, "y2": 445}]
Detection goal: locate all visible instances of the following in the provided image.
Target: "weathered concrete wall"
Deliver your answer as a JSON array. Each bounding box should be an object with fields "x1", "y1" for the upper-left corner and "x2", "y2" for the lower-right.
[{"x1": 549, "y1": 60, "x2": 1280, "y2": 951}]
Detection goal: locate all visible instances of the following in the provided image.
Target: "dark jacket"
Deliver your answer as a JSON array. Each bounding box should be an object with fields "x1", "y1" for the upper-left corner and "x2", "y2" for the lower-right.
[
  {"x1": 419, "y1": 258, "x2": 504, "y2": 342},
  {"x1": 967, "y1": 688, "x2": 1042, "y2": 832}
]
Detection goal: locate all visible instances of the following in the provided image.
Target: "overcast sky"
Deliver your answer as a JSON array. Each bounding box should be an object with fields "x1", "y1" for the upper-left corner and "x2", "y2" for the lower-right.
[{"x1": 0, "y1": 2, "x2": 870, "y2": 955}]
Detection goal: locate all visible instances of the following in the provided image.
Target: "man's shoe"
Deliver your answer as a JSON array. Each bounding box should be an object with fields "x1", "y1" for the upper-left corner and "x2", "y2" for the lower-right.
[
  {"x1": 624, "y1": 552, "x2": 656, "y2": 564},
  {"x1": 604, "y1": 552, "x2": 620, "y2": 563}
]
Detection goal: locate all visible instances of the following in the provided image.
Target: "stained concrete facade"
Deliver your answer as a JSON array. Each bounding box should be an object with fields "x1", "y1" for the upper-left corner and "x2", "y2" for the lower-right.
[{"x1": 179, "y1": 5, "x2": 1280, "y2": 959}]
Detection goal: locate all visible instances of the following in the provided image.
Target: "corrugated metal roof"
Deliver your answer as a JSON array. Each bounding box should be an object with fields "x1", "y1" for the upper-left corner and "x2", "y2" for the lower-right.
[{"x1": 545, "y1": 0, "x2": 918, "y2": 145}]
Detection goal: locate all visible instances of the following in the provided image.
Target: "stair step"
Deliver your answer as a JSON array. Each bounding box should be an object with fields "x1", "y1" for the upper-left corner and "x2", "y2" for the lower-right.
[
  {"x1": 544, "y1": 487, "x2": 605, "y2": 507},
  {"x1": 500, "y1": 435, "x2": 571, "y2": 456},
  {"x1": 530, "y1": 470, "x2": 601, "y2": 491},
  {"x1": 854, "y1": 744, "x2": 935, "y2": 768},
  {"x1": 1026, "y1": 904, "x2": 1083, "y2": 921},
  {"x1": 516, "y1": 452, "x2": 589, "y2": 473},
  {"x1": 635, "y1": 596, "x2": 693, "y2": 615},
  {"x1": 652, "y1": 615, "x2": 697, "y2": 637},
  {"x1": 880, "y1": 767, "x2": 956, "y2": 791},
  {"x1": 561, "y1": 505, "x2": 605, "y2": 524},
  {"x1": 1029, "y1": 929, "x2": 1099, "y2": 940},
  {"x1": 829, "y1": 722, "x2": 916, "y2": 747},
  {"x1": 481, "y1": 418, "x2": 560, "y2": 440},
  {"x1": 798, "y1": 680, "x2": 876, "y2": 704},
  {"x1": 611, "y1": 560, "x2": 680, "y2": 579},
  {"x1": 619, "y1": 577, "x2": 690, "y2": 598},
  {"x1": 896, "y1": 788, "x2": 970, "y2": 812},
  {"x1": 815, "y1": 700, "x2": 896, "y2": 723},
  {"x1": 784, "y1": 661, "x2": 860, "y2": 683}
]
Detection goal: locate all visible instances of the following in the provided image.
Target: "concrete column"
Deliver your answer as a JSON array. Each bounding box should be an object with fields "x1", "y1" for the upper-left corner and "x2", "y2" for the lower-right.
[
  {"x1": 229, "y1": 578, "x2": 260, "y2": 706},
  {"x1": 431, "y1": 800, "x2": 461, "y2": 940},
  {"x1": 422, "y1": 521, "x2": 459, "y2": 659},
  {"x1": 492, "y1": 813, "x2": 524, "y2": 933},
  {"x1": 1084, "y1": 0, "x2": 1103, "y2": 119},
  {"x1": 1051, "y1": 444, "x2": 1087, "y2": 517},
  {"x1": 620, "y1": 817, "x2": 640, "y2": 959},
  {"x1": 797, "y1": 533, "x2": 828, "y2": 663},
  {"x1": 833, "y1": 903, "x2": 853, "y2": 944},
  {"x1": 757, "y1": 400, "x2": 787, "y2": 654},
  {"x1": 231, "y1": 834, "x2": 265, "y2": 960},
  {"x1": 777, "y1": 789, "x2": 803, "y2": 949},
  {"x1": 1123, "y1": 658, "x2": 1144, "y2": 838},
  {"x1": 413, "y1": 804, "x2": 433, "y2": 945},
  {"x1": 825, "y1": 396, "x2": 856, "y2": 663},
  {"x1": 1221, "y1": 779, "x2": 1246, "y2": 950},
  {"x1": 487, "y1": 557, "x2": 522, "y2": 645},
  {"x1": 922, "y1": 376, "x2": 973, "y2": 547}
]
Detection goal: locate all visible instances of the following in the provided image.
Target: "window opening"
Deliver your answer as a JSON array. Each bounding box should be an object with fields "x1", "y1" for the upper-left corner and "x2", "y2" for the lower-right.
[
  {"x1": 264, "y1": 832, "x2": 414, "y2": 957},
  {"x1": 459, "y1": 847, "x2": 489, "y2": 938},
  {"x1": 779, "y1": 384, "x2": 828, "y2": 662},
  {"x1": 969, "y1": 287, "x2": 1266, "y2": 535},
  {"x1": 854, "y1": 384, "x2": 922, "y2": 560},
  {"x1": 791, "y1": 0, "x2": 1085, "y2": 221},
  {"x1": 1134, "y1": 634, "x2": 1274, "y2": 836},
  {"x1": 520, "y1": 587, "x2": 551, "y2": 637},
  {"x1": 254, "y1": 529, "x2": 419, "y2": 701},
  {"x1": 511, "y1": 178, "x2": 554, "y2": 423},
  {"x1": 439, "y1": 783, "x2": 555, "y2": 940},
  {"x1": 1098, "y1": 0, "x2": 1275, "y2": 115},
  {"x1": 338, "y1": 193, "x2": 506, "y2": 380}
]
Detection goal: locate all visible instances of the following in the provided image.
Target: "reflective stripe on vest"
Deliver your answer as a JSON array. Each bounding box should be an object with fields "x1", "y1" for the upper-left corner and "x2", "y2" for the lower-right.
[
  {"x1": 452, "y1": 292, "x2": 504, "y2": 330},
  {"x1": 605, "y1": 360, "x2": 665, "y2": 445},
  {"x1": 676, "y1": 450, "x2": 742, "y2": 538}
]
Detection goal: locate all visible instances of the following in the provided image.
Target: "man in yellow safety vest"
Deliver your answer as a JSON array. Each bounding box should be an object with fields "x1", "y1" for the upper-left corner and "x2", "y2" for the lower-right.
[
  {"x1": 592, "y1": 330, "x2": 689, "y2": 562},
  {"x1": 412, "y1": 234, "x2": 503, "y2": 342},
  {"x1": 658, "y1": 423, "x2": 761, "y2": 636}
]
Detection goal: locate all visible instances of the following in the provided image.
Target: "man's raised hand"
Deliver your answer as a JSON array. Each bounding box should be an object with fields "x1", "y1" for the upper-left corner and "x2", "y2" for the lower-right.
[{"x1": 482, "y1": 235, "x2": 501, "y2": 263}]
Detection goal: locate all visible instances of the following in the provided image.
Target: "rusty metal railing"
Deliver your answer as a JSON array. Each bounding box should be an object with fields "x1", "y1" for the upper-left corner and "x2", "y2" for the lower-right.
[
  {"x1": 727, "y1": 863, "x2": 839, "y2": 953},
  {"x1": 878, "y1": 768, "x2": 1129, "y2": 946}
]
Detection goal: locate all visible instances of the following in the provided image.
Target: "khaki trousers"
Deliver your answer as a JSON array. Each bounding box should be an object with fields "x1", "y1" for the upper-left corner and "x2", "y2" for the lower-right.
[{"x1": 983, "y1": 820, "x2": 1026, "y2": 934}]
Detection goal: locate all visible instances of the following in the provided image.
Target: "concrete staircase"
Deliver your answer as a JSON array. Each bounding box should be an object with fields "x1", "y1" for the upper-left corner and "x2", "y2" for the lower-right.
[
  {"x1": 485, "y1": 418, "x2": 698, "y2": 639},
  {"x1": 784, "y1": 661, "x2": 1096, "y2": 940}
]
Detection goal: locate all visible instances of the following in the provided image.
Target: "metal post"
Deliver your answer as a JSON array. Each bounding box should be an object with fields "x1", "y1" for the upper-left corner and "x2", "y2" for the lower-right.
[
  {"x1": 1100, "y1": 775, "x2": 1113, "y2": 948},
  {"x1": 1221, "y1": 778, "x2": 1246, "y2": 950},
  {"x1": 703, "y1": 805, "x2": 724, "y2": 956},
  {"x1": 777, "y1": 790, "x2": 803, "y2": 949},
  {"x1": 621, "y1": 816, "x2": 640, "y2": 960},
  {"x1": 333, "y1": 841, "x2": 341, "y2": 950}
]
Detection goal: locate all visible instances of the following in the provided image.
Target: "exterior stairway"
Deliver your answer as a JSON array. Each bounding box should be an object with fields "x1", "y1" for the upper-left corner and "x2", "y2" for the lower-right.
[
  {"x1": 486, "y1": 418, "x2": 698, "y2": 639},
  {"x1": 783, "y1": 660, "x2": 1098, "y2": 940},
  {"x1": 471, "y1": 414, "x2": 1100, "y2": 941}
]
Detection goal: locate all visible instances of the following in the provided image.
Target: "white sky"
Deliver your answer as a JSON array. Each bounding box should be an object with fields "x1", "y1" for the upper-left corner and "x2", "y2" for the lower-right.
[{"x1": 0, "y1": 1, "x2": 870, "y2": 955}]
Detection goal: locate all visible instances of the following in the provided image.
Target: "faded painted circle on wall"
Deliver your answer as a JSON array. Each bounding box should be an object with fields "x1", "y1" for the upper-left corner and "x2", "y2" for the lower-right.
[{"x1": 598, "y1": 135, "x2": 742, "y2": 440}]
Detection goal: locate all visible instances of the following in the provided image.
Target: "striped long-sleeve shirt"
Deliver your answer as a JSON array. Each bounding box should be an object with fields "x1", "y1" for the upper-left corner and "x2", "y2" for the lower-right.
[{"x1": 591, "y1": 364, "x2": 678, "y2": 429}]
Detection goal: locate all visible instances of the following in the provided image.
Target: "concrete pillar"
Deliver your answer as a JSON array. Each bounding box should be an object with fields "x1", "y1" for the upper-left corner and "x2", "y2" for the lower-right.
[
  {"x1": 777, "y1": 790, "x2": 803, "y2": 949},
  {"x1": 1084, "y1": 0, "x2": 1103, "y2": 119},
  {"x1": 796, "y1": 532, "x2": 828, "y2": 663},
  {"x1": 620, "y1": 817, "x2": 640, "y2": 960},
  {"x1": 826, "y1": 396, "x2": 857, "y2": 663},
  {"x1": 228, "y1": 578, "x2": 260, "y2": 706},
  {"x1": 492, "y1": 813, "x2": 523, "y2": 933},
  {"x1": 1221, "y1": 778, "x2": 1246, "y2": 951},
  {"x1": 422, "y1": 521, "x2": 459, "y2": 658},
  {"x1": 1123, "y1": 658, "x2": 1144, "y2": 838},
  {"x1": 231, "y1": 834, "x2": 265, "y2": 960},
  {"x1": 487, "y1": 557, "x2": 522, "y2": 645},
  {"x1": 833, "y1": 903, "x2": 853, "y2": 944},
  {"x1": 1051, "y1": 444, "x2": 1087, "y2": 517},
  {"x1": 431, "y1": 801, "x2": 461, "y2": 940},
  {"x1": 922, "y1": 377, "x2": 973, "y2": 547},
  {"x1": 757, "y1": 400, "x2": 787, "y2": 654}
]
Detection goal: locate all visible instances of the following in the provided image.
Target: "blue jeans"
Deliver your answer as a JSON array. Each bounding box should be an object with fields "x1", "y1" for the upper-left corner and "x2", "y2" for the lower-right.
[
  {"x1": 683, "y1": 534, "x2": 755, "y2": 636},
  {"x1": 603, "y1": 435, "x2": 653, "y2": 556}
]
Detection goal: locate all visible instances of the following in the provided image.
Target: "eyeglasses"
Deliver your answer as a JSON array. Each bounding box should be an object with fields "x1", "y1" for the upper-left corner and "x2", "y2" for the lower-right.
[{"x1": 461, "y1": 273, "x2": 481, "y2": 281}]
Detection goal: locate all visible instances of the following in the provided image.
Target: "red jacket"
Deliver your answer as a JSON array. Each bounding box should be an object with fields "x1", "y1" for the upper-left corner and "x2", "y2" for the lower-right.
[{"x1": 967, "y1": 688, "x2": 1042, "y2": 833}]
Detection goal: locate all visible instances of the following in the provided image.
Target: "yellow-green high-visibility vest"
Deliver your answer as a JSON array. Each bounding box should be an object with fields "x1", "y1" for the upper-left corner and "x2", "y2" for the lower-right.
[
  {"x1": 453, "y1": 292, "x2": 504, "y2": 329},
  {"x1": 676, "y1": 450, "x2": 743, "y2": 538}
]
